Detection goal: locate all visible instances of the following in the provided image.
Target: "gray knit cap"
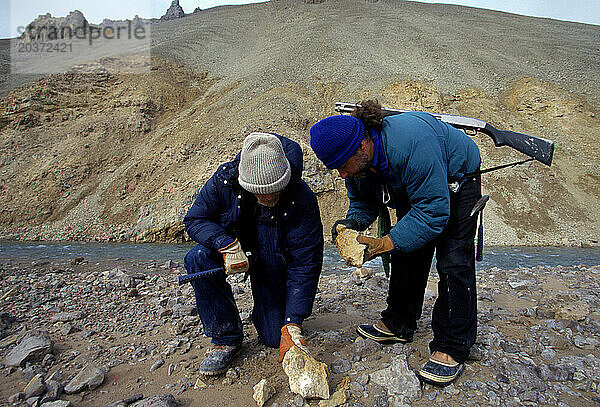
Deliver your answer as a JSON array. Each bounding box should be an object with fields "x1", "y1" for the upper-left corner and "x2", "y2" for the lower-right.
[{"x1": 238, "y1": 132, "x2": 291, "y2": 194}]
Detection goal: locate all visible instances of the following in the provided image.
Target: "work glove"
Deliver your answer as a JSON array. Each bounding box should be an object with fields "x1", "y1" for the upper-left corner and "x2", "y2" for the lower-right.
[
  {"x1": 218, "y1": 239, "x2": 249, "y2": 275},
  {"x1": 331, "y1": 218, "x2": 359, "y2": 243},
  {"x1": 356, "y1": 235, "x2": 395, "y2": 262},
  {"x1": 278, "y1": 323, "x2": 309, "y2": 363}
]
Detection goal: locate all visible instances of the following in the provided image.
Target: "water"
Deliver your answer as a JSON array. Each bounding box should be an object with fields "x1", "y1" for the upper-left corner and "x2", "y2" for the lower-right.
[{"x1": 1, "y1": 240, "x2": 599, "y2": 272}]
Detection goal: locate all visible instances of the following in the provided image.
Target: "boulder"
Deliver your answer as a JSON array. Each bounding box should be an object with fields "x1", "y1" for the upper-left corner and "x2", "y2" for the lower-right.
[{"x1": 282, "y1": 346, "x2": 329, "y2": 399}]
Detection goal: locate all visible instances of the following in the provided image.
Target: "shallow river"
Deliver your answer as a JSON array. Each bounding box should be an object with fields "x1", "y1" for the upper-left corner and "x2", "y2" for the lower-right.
[{"x1": 1, "y1": 241, "x2": 599, "y2": 274}]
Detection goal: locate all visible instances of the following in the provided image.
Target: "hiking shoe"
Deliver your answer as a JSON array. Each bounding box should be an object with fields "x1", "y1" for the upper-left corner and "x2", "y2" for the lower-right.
[
  {"x1": 356, "y1": 324, "x2": 413, "y2": 344},
  {"x1": 199, "y1": 344, "x2": 241, "y2": 376},
  {"x1": 416, "y1": 358, "x2": 464, "y2": 386}
]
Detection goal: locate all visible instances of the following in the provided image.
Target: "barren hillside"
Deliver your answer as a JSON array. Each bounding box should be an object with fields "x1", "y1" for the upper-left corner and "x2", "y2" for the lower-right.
[{"x1": 0, "y1": 0, "x2": 599, "y2": 245}]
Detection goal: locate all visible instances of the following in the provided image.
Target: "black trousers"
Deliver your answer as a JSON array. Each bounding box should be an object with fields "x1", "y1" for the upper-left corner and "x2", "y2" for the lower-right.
[{"x1": 381, "y1": 176, "x2": 481, "y2": 363}]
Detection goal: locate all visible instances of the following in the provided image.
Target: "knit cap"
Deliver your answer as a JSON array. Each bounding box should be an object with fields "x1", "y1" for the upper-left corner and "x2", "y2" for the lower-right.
[
  {"x1": 309, "y1": 115, "x2": 365, "y2": 169},
  {"x1": 238, "y1": 132, "x2": 291, "y2": 194}
]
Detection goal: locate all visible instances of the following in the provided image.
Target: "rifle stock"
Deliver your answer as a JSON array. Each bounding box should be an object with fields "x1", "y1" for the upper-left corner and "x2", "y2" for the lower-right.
[{"x1": 334, "y1": 102, "x2": 554, "y2": 166}]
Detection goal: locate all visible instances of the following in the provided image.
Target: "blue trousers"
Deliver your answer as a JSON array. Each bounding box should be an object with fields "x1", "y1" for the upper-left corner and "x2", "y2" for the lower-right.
[{"x1": 183, "y1": 244, "x2": 286, "y2": 348}]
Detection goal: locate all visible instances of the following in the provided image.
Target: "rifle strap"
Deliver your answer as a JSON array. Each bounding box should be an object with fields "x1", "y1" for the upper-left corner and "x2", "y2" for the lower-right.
[
  {"x1": 465, "y1": 158, "x2": 534, "y2": 178},
  {"x1": 378, "y1": 185, "x2": 392, "y2": 278}
]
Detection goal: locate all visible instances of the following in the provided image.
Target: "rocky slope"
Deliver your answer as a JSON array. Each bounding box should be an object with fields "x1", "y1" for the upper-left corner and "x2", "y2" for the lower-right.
[{"x1": 0, "y1": 0, "x2": 599, "y2": 245}]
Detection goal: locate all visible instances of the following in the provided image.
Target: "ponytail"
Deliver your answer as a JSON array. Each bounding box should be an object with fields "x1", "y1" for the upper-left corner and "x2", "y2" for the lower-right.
[{"x1": 352, "y1": 99, "x2": 384, "y2": 131}]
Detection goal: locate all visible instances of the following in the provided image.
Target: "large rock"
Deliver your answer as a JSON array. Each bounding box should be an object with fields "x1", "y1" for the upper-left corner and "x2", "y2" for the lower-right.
[
  {"x1": 335, "y1": 225, "x2": 366, "y2": 267},
  {"x1": 370, "y1": 355, "x2": 421, "y2": 403},
  {"x1": 4, "y1": 331, "x2": 53, "y2": 367},
  {"x1": 130, "y1": 394, "x2": 178, "y2": 407},
  {"x1": 282, "y1": 346, "x2": 330, "y2": 399},
  {"x1": 253, "y1": 378, "x2": 276, "y2": 406},
  {"x1": 64, "y1": 364, "x2": 105, "y2": 394}
]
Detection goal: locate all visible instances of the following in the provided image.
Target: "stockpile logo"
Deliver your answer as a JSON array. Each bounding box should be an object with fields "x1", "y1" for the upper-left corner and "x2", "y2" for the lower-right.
[{"x1": 10, "y1": 9, "x2": 152, "y2": 75}]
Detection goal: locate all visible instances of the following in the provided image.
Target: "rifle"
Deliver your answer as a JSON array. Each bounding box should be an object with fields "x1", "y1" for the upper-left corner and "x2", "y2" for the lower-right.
[{"x1": 334, "y1": 102, "x2": 554, "y2": 166}]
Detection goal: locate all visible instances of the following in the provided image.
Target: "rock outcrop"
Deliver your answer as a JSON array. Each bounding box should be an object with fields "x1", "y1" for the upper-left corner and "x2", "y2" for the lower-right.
[
  {"x1": 21, "y1": 11, "x2": 88, "y2": 42},
  {"x1": 161, "y1": 1, "x2": 185, "y2": 21}
]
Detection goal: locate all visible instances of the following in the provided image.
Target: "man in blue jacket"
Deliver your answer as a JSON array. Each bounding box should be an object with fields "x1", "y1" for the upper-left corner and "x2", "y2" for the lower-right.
[
  {"x1": 183, "y1": 132, "x2": 323, "y2": 375},
  {"x1": 309, "y1": 100, "x2": 481, "y2": 386}
]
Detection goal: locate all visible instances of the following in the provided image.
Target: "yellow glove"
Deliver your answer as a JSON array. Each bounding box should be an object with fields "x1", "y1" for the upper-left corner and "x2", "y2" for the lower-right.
[
  {"x1": 278, "y1": 323, "x2": 309, "y2": 362},
  {"x1": 356, "y1": 235, "x2": 395, "y2": 262},
  {"x1": 218, "y1": 239, "x2": 249, "y2": 275}
]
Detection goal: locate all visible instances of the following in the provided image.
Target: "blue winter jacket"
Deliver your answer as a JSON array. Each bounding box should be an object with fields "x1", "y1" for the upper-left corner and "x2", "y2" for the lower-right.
[
  {"x1": 183, "y1": 135, "x2": 324, "y2": 325},
  {"x1": 346, "y1": 112, "x2": 481, "y2": 252}
]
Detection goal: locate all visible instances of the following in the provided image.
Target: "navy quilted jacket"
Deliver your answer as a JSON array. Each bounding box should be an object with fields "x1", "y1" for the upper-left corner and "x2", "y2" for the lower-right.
[{"x1": 183, "y1": 135, "x2": 324, "y2": 324}]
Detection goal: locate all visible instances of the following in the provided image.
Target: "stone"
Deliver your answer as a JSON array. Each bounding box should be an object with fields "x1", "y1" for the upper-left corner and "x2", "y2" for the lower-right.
[
  {"x1": 50, "y1": 312, "x2": 84, "y2": 323},
  {"x1": 150, "y1": 358, "x2": 165, "y2": 372},
  {"x1": 24, "y1": 373, "x2": 46, "y2": 398},
  {"x1": 335, "y1": 225, "x2": 366, "y2": 267},
  {"x1": 40, "y1": 380, "x2": 61, "y2": 403},
  {"x1": 331, "y1": 358, "x2": 352, "y2": 374},
  {"x1": 4, "y1": 332, "x2": 53, "y2": 367},
  {"x1": 370, "y1": 355, "x2": 421, "y2": 402},
  {"x1": 319, "y1": 377, "x2": 350, "y2": 407},
  {"x1": 130, "y1": 394, "x2": 178, "y2": 407},
  {"x1": 64, "y1": 363, "x2": 105, "y2": 394},
  {"x1": 352, "y1": 337, "x2": 382, "y2": 356},
  {"x1": 253, "y1": 378, "x2": 276, "y2": 407},
  {"x1": 282, "y1": 346, "x2": 329, "y2": 399},
  {"x1": 352, "y1": 268, "x2": 373, "y2": 279},
  {"x1": 40, "y1": 401, "x2": 73, "y2": 407}
]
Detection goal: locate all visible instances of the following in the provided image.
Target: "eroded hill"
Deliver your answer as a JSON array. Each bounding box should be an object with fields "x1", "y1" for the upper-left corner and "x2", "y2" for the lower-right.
[{"x1": 0, "y1": 0, "x2": 599, "y2": 245}]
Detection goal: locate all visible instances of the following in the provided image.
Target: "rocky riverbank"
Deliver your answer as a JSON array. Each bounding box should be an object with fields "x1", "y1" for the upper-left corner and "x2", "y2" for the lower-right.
[{"x1": 0, "y1": 256, "x2": 599, "y2": 406}]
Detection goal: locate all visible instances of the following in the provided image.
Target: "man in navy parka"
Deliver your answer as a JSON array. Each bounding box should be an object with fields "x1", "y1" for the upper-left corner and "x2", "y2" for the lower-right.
[
  {"x1": 183, "y1": 132, "x2": 323, "y2": 375},
  {"x1": 310, "y1": 100, "x2": 481, "y2": 387}
]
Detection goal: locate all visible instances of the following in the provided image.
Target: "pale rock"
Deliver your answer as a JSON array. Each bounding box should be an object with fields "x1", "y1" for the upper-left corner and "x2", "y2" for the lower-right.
[
  {"x1": 370, "y1": 355, "x2": 421, "y2": 402},
  {"x1": 352, "y1": 268, "x2": 373, "y2": 278},
  {"x1": 282, "y1": 346, "x2": 329, "y2": 399},
  {"x1": 64, "y1": 363, "x2": 105, "y2": 394},
  {"x1": 194, "y1": 377, "x2": 207, "y2": 389},
  {"x1": 319, "y1": 377, "x2": 349, "y2": 406},
  {"x1": 253, "y1": 378, "x2": 276, "y2": 406},
  {"x1": 335, "y1": 225, "x2": 366, "y2": 267}
]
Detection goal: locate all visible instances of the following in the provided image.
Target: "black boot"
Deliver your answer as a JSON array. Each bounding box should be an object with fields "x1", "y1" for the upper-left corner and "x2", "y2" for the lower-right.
[{"x1": 199, "y1": 344, "x2": 242, "y2": 375}]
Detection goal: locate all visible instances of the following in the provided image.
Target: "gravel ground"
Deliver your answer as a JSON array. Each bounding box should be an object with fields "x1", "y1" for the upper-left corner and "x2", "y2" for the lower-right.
[{"x1": 0, "y1": 255, "x2": 599, "y2": 406}]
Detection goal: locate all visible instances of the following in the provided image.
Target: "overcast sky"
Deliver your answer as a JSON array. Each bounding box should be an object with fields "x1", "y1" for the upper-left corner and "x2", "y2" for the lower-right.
[{"x1": 2, "y1": 0, "x2": 599, "y2": 38}]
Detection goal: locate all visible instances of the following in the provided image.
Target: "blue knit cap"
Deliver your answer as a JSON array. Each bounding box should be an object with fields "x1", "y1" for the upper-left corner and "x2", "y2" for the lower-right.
[{"x1": 309, "y1": 115, "x2": 365, "y2": 169}]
